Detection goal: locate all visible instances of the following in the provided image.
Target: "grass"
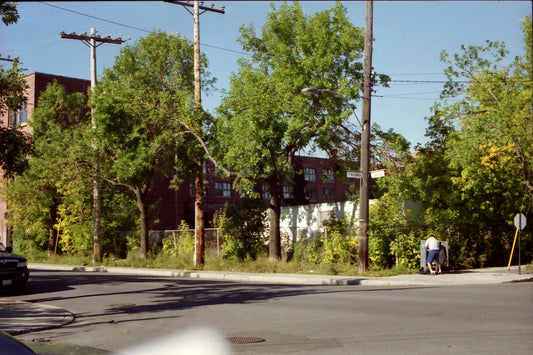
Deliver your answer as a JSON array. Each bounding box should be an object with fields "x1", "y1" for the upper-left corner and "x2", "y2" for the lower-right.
[{"x1": 24, "y1": 249, "x2": 417, "y2": 277}]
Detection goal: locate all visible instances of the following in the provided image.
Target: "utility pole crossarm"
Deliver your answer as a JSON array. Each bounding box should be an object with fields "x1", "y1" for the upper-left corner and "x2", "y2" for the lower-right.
[
  {"x1": 60, "y1": 31, "x2": 126, "y2": 45},
  {"x1": 164, "y1": 1, "x2": 225, "y2": 14},
  {"x1": 0, "y1": 55, "x2": 19, "y2": 62}
]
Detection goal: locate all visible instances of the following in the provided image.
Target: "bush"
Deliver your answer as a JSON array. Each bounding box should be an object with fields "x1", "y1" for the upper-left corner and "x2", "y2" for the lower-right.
[
  {"x1": 161, "y1": 221, "x2": 195, "y2": 259},
  {"x1": 390, "y1": 230, "x2": 421, "y2": 269},
  {"x1": 322, "y1": 231, "x2": 358, "y2": 264},
  {"x1": 213, "y1": 198, "x2": 267, "y2": 261},
  {"x1": 289, "y1": 215, "x2": 358, "y2": 265}
]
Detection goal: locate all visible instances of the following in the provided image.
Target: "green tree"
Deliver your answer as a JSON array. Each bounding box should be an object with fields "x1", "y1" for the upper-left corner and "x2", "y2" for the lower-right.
[
  {"x1": 7, "y1": 82, "x2": 91, "y2": 255},
  {"x1": 439, "y1": 17, "x2": 532, "y2": 266},
  {"x1": 214, "y1": 198, "x2": 267, "y2": 261},
  {"x1": 0, "y1": 2, "x2": 18, "y2": 26},
  {"x1": 0, "y1": 125, "x2": 31, "y2": 178},
  {"x1": 399, "y1": 16, "x2": 532, "y2": 268},
  {"x1": 91, "y1": 31, "x2": 210, "y2": 260},
  {"x1": 0, "y1": 59, "x2": 30, "y2": 178},
  {"x1": 215, "y1": 2, "x2": 365, "y2": 262}
]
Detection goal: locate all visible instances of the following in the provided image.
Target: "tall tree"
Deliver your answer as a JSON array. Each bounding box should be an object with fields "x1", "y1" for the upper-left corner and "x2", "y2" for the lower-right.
[
  {"x1": 7, "y1": 82, "x2": 91, "y2": 255},
  {"x1": 91, "y1": 31, "x2": 210, "y2": 260},
  {"x1": 215, "y1": 2, "x2": 365, "y2": 262},
  {"x1": 399, "y1": 16, "x2": 532, "y2": 267},
  {"x1": 440, "y1": 16, "x2": 532, "y2": 207}
]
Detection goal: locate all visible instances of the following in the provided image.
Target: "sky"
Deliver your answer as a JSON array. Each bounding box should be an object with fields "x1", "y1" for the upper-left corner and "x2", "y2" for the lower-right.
[{"x1": 1, "y1": 1, "x2": 531, "y2": 148}]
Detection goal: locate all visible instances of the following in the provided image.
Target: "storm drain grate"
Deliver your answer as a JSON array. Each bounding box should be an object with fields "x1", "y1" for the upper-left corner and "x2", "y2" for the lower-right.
[
  {"x1": 226, "y1": 336, "x2": 266, "y2": 344},
  {"x1": 108, "y1": 303, "x2": 136, "y2": 309}
]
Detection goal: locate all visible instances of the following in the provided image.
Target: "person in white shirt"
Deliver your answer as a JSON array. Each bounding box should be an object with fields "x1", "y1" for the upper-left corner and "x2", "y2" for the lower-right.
[{"x1": 425, "y1": 234, "x2": 442, "y2": 275}]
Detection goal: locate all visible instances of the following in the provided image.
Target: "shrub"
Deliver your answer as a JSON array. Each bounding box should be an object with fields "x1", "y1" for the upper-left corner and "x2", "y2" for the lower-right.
[
  {"x1": 213, "y1": 198, "x2": 267, "y2": 260},
  {"x1": 389, "y1": 230, "x2": 421, "y2": 269},
  {"x1": 161, "y1": 221, "x2": 194, "y2": 259}
]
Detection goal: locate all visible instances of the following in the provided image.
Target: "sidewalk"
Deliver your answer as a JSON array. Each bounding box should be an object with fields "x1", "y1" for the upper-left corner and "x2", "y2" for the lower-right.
[
  {"x1": 27, "y1": 263, "x2": 533, "y2": 286},
  {"x1": 1, "y1": 264, "x2": 532, "y2": 338}
]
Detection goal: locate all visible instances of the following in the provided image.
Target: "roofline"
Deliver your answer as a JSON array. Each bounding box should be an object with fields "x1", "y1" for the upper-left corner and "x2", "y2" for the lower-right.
[{"x1": 25, "y1": 72, "x2": 91, "y2": 83}]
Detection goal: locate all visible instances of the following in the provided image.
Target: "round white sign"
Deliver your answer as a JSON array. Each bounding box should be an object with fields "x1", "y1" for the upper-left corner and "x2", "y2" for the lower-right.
[{"x1": 514, "y1": 213, "x2": 527, "y2": 230}]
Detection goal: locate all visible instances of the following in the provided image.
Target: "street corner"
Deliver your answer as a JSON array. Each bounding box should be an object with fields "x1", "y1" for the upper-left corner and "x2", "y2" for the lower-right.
[{"x1": 0, "y1": 299, "x2": 75, "y2": 335}]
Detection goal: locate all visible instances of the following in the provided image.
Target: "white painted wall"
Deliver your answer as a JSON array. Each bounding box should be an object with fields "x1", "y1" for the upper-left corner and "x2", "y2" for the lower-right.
[{"x1": 279, "y1": 201, "x2": 360, "y2": 242}]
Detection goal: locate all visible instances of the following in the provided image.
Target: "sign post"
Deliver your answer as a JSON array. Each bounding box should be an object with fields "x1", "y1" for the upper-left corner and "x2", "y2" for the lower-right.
[{"x1": 513, "y1": 213, "x2": 527, "y2": 275}]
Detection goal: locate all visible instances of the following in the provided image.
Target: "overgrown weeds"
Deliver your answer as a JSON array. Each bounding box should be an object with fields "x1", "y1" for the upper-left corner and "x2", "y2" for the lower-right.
[{"x1": 25, "y1": 249, "x2": 417, "y2": 277}]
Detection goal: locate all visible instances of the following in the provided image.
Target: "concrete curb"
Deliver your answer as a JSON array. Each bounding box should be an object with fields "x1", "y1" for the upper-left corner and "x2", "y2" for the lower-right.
[
  {"x1": 28, "y1": 263, "x2": 533, "y2": 286},
  {"x1": 0, "y1": 299, "x2": 75, "y2": 335}
]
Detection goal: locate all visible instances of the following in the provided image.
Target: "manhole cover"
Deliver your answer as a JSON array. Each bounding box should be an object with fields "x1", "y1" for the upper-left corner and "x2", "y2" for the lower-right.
[
  {"x1": 108, "y1": 303, "x2": 136, "y2": 309},
  {"x1": 226, "y1": 336, "x2": 266, "y2": 344}
]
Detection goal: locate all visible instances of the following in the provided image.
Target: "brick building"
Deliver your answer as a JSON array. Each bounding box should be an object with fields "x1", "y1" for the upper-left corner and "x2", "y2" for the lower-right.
[
  {"x1": 1, "y1": 73, "x2": 357, "y2": 244},
  {"x1": 149, "y1": 155, "x2": 356, "y2": 231}
]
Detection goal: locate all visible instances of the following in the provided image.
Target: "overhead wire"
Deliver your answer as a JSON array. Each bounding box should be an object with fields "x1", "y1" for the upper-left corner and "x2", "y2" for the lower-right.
[
  {"x1": 36, "y1": 2, "x2": 530, "y2": 100},
  {"x1": 38, "y1": 1, "x2": 250, "y2": 56}
]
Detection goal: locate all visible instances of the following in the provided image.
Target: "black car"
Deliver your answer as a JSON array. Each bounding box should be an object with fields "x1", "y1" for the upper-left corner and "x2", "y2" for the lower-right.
[{"x1": 0, "y1": 243, "x2": 29, "y2": 294}]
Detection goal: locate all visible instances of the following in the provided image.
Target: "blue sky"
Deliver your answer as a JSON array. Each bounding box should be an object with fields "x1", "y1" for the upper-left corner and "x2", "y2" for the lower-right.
[{"x1": 2, "y1": 1, "x2": 531, "y2": 148}]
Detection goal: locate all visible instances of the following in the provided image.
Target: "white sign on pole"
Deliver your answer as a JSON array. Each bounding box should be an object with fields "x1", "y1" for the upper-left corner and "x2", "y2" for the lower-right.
[
  {"x1": 514, "y1": 213, "x2": 527, "y2": 230},
  {"x1": 347, "y1": 171, "x2": 362, "y2": 179},
  {"x1": 370, "y1": 169, "x2": 385, "y2": 179}
]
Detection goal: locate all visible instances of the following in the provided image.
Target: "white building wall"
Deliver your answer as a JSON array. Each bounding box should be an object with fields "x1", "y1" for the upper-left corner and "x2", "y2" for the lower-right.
[{"x1": 279, "y1": 201, "x2": 361, "y2": 242}]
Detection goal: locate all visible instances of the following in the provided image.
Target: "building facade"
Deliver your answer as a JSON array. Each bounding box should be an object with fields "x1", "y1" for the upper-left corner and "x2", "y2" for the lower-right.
[{"x1": 1, "y1": 73, "x2": 358, "y2": 245}]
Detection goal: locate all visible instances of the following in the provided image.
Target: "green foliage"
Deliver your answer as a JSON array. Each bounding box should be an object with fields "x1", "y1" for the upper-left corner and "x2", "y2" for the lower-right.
[
  {"x1": 289, "y1": 215, "x2": 358, "y2": 266},
  {"x1": 0, "y1": 126, "x2": 32, "y2": 178},
  {"x1": 0, "y1": 60, "x2": 30, "y2": 177},
  {"x1": 213, "y1": 198, "x2": 267, "y2": 260},
  {"x1": 390, "y1": 231, "x2": 421, "y2": 270},
  {"x1": 216, "y1": 2, "x2": 366, "y2": 261},
  {"x1": 322, "y1": 230, "x2": 358, "y2": 264},
  {"x1": 6, "y1": 81, "x2": 138, "y2": 257},
  {"x1": 0, "y1": 57, "x2": 26, "y2": 117},
  {"x1": 0, "y1": 2, "x2": 19, "y2": 25},
  {"x1": 91, "y1": 30, "x2": 210, "y2": 259},
  {"x1": 369, "y1": 193, "x2": 415, "y2": 268},
  {"x1": 394, "y1": 16, "x2": 533, "y2": 268},
  {"x1": 290, "y1": 237, "x2": 322, "y2": 265},
  {"x1": 161, "y1": 221, "x2": 195, "y2": 259},
  {"x1": 6, "y1": 81, "x2": 91, "y2": 254}
]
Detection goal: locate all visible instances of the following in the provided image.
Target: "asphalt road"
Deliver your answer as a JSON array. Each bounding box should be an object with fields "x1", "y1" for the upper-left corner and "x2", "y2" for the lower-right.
[{"x1": 8, "y1": 270, "x2": 533, "y2": 354}]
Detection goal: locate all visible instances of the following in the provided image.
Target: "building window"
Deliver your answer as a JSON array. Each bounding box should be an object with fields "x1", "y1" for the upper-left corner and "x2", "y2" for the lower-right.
[
  {"x1": 304, "y1": 167, "x2": 316, "y2": 182},
  {"x1": 262, "y1": 185, "x2": 271, "y2": 200},
  {"x1": 283, "y1": 185, "x2": 294, "y2": 199},
  {"x1": 322, "y1": 169, "x2": 335, "y2": 183},
  {"x1": 9, "y1": 101, "x2": 28, "y2": 126},
  {"x1": 215, "y1": 182, "x2": 232, "y2": 198},
  {"x1": 323, "y1": 188, "x2": 335, "y2": 202},
  {"x1": 304, "y1": 187, "x2": 317, "y2": 202},
  {"x1": 189, "y1": 182, "x2": 195, "y2": 197},
  {"x1": 189, "y1": 182, "x2": 207, "y2": 197}
]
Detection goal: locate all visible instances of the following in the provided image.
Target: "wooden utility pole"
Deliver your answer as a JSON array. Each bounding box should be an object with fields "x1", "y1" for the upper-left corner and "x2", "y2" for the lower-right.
[
  {"x1": 60, "y1": 29, "x2": 125, "y2": 263},
  {"x1": 165, "y1": 1, "x2": 225, "y2": 266},
  {"x1": 359, "y1": 0, "x2": 373, "y2": 274}
]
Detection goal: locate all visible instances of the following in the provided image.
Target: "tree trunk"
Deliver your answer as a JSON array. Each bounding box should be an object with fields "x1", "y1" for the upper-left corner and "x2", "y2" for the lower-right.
[
  {"x1": 47, "y1": 202, "x2": 58, "y2": 257},
  {"x1": 194, "y1": 174, "x2": 205, "y2": 266},
  {"x1": 135, "y1": 188, "x2": 149, "y2": 260},
  {"x1": 269, "y1": 181, "x2": 282, "y2": 263}
]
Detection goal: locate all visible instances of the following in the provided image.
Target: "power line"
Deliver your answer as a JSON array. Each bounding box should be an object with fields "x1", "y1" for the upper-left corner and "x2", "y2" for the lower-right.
[
  {"x1": 38, "y1": 1, "x2": 249, "y2": 56},
  {"x1": 40, "y1": 2, "x2": 150, "y2": 33}
]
